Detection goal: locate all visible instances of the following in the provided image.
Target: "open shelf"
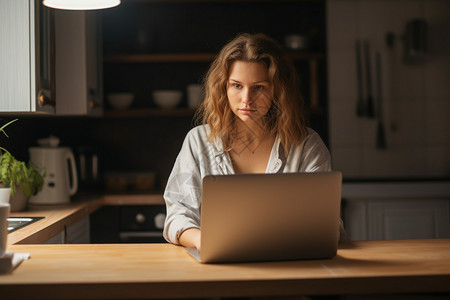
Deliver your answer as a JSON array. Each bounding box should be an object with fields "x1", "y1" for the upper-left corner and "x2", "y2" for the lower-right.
[
  {"x1": 103, "y1": 52, "x2": 324, "y2": 63},
  {"x1": 102, "y1": 106, "x2": 323, "y2": 118},
  {"x1": 103, "y1": 108, "x2": 198, "y2": 117}
]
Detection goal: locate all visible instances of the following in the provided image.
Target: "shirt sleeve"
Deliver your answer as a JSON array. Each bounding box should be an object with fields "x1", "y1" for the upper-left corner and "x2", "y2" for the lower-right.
[
  {"x1": 163, "y1": 130, "x2": 203, "y2": 245},
  {"x1": 298, "y1": 130, "x2": 332, "y2": 172}
]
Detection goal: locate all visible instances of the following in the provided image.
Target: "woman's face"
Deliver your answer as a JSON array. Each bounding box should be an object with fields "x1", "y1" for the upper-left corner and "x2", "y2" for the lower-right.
[{"x1": 227, "y1": 61, "x2": 272, "y2": 126}]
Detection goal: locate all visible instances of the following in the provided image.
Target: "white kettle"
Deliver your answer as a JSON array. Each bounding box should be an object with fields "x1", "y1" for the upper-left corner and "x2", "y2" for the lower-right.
[{"x1": 28, "y1": 136, "x2": 78, "y2": 205}]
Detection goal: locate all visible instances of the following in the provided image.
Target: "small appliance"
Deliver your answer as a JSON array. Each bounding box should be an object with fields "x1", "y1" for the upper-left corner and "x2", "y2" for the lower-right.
[{"x1": 28, "y1": 136, "x2": 78, "y2": 205}]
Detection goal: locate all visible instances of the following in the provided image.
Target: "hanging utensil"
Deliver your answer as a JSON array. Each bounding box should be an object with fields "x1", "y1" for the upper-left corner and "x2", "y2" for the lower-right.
[
  {"x1": 375, "y1": 52, "x2": 387, "y2": 149},
  {"x1": 355, "y1": 39, "x2": 365, "y2": 117},
  {"x1": 363, "y1": 40, "x2": 375, "y2": 118},
  {"x1": 385, "y1": 32, "x2": 399, "y2": 132}
]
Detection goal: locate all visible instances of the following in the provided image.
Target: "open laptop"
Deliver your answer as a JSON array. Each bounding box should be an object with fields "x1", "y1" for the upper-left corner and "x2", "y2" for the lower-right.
[{"x1": 185, "y1": 171, "x2": 342, "y2": 263}]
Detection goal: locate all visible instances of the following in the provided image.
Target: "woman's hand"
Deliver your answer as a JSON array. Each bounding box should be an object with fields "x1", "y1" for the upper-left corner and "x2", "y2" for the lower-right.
[{"x1": 179, "y1": 228, "x2": 201, "y2": 250}]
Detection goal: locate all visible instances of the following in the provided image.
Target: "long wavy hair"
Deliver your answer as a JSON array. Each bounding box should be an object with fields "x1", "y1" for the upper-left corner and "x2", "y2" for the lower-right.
[{"x1": 195, "y1": 33, "x2": 308, "y2": 154}]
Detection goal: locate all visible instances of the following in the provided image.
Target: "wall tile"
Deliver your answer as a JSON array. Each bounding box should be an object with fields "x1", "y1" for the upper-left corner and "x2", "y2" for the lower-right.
[
  {"x1": 425, "y1": 146, "x2": 450, "y2": 176},
  {"x1": 330, "y1": 146, "x2": 362, "y2": 177},
  {"x1": 329, "y1": 97, "x2": 363, "y2": 147},
  {"x1": 425, "y1": 98, "x2": 450, "y2": 145},
  {"x1": 327, "y1": 0, "x2": 450, "y2": 179},
  {"x1": 327, "y1": 50, "x2": 357, "y2": 100}
]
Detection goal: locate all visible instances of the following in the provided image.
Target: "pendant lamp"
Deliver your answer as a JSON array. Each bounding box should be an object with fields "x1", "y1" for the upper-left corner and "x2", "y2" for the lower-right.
[{"x1": 43, "y1": 0, "x2": 120, "y2": 10}]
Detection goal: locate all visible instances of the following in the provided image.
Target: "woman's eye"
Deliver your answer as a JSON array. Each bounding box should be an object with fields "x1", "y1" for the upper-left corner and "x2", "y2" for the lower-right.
[
  {"x1": 232, "y1": 83, "x2": 242, "y2": 89},
  {"x1": 254, "y1": 85, "x2": 264, "y2": 91}
]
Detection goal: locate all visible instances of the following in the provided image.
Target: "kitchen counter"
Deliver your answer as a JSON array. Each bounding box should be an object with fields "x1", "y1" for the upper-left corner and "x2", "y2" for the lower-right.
[
  {"x1": 4, "y1": 194, "x2": 450, "y2": 299},
  {"x1": 8, "y1": 194, "x2": 165, "y2": 245},
  {"x1": 1, "y1": 239, "x2": 450, "y2": 299}
]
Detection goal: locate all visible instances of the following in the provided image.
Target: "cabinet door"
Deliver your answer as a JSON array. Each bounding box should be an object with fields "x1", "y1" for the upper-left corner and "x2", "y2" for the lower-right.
[
  {"x1": 54, "y1": 10, "x2": 102, "y2": 116},
  {"x1": 368, "y1": 199, "x2": 450, "y2": 240},
  {"x1": 43, "y1": 231, "x2": 64, "y2": 244},
  {"x1": 342, "y1": 200, "x2": 368, "y2": 241},
  {"x1": 65, "y1": 216, "x2": 90, "y2": 244},
  {"x1": 0, "y1": 0, "x2": 36, "y2": 112}
]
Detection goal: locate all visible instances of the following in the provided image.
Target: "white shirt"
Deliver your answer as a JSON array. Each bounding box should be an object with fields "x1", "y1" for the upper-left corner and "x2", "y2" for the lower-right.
[{"x1": 163, "y1": 125, "x2": 333, "y2": 245}]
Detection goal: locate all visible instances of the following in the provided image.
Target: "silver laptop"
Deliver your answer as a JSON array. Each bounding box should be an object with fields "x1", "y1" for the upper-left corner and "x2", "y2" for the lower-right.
[{"x1": 186, "y1": 171, "x2": 342, "y2": 263}]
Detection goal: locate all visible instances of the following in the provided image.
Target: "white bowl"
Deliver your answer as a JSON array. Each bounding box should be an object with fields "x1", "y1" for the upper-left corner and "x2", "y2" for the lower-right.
[
  {"x1": 152, "y1": 90, "x2": 182, "y2": 109},
  {"x1": 107, "y1": 93, "x2": 134, "y2": 110}
]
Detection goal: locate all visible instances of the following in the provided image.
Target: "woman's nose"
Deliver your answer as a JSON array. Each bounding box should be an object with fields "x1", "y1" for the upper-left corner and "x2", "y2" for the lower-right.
[{"x1": 242, "y1": 88, "x2": 254, "y2": 104}]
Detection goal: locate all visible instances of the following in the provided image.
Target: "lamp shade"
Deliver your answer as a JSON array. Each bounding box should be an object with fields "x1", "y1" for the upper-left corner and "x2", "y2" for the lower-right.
[{"x1": 43, "y1": 0, "x2": 120, "y2": 10}]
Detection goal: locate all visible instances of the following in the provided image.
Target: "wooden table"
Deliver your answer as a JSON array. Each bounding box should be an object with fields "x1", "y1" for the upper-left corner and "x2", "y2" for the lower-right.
[{"x1": 1, "y1": 239, "x2": 450, "y2": 299}]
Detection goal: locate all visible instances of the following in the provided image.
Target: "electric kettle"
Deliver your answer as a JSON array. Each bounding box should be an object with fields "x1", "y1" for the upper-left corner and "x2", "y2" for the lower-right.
[{"x1": 28, "y1": 136, "x2": 78, "y2": 205}]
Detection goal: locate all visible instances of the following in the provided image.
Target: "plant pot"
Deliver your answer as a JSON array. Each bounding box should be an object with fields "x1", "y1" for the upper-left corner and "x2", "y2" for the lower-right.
[
  {"x1": 10, "y1": 188, "x2": 27, "y2": 212},
  {"x1": 0, "y1": 187, "x2": 11, "y2": 204}
]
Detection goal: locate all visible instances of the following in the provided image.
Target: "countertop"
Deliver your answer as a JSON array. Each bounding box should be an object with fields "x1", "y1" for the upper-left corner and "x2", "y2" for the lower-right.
[
  {"x1": 1, "y1": 239, "x2": 450, "y2": 299},
  {"x1": 8, "y1": 193, "x2": 165, "y2": 245},
  {"x1": 3, "y1": 194, "x2": 450, "y2": 299}
]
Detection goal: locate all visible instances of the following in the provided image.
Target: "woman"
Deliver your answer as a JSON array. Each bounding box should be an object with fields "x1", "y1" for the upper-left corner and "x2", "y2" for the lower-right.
[{"x1": 163, "y1": 33, "x2": 340, "y2": 250}]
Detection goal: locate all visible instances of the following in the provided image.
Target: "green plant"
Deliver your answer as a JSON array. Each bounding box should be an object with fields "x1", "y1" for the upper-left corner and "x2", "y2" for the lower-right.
[{"x1": 0, "y1": 119, "x2": 45, "y2": 197}]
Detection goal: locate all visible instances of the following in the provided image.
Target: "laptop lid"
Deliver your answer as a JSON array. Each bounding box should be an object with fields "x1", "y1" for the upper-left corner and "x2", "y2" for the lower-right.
[{"x1": 188, "y1": 171, "x2": 342, "y2": 263}]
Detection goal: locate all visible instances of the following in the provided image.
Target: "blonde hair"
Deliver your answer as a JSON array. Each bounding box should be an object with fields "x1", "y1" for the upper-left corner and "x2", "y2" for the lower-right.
[{"x1": 195, "y1": 33, "x2": 308, "y2": 154}]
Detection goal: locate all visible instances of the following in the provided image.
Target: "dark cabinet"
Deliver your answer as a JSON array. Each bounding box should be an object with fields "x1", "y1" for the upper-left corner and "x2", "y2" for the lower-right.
[{"x1": 90, "y1": 205, "x2": 166, "y2": 243}]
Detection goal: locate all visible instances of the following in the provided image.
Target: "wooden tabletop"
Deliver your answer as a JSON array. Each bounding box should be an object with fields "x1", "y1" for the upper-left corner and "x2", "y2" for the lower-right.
[{"x1": 1, "y1": 239, "x2": 450, "y2": 299}]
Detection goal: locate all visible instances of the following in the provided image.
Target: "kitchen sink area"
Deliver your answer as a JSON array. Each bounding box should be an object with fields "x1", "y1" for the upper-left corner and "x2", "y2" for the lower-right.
[{"x1": 7, "y1": 217, "x2": 44, "y2": 234}]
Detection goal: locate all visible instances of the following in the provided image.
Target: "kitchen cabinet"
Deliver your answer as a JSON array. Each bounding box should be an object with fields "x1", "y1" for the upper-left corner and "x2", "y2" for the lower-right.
[
  {"x1": 100, "y1": 0, "x2": 328, "y2": 139},
  {"x1": 0, "y1": 1, "x2": 102, "y2": 115},
  {"x1": 343, "y1": 198, "x2": 450, "y2": 241},
  {"x1": 54, "y1": 10, "x2": 103, "y2": 116},
  {"x1": 43, "y1": 216, "x2": 90, "y2": 244},
  {"x1": 0, "y1": 0, "x2": 52, "y2": 113},
  {"x1": 90, "y1": 205, "x2": 166, "y2": 243}
]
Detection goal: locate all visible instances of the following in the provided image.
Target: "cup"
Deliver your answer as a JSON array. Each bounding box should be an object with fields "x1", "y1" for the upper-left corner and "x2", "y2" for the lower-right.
[
  {"x1": 187, "y1": 84, "x2": 203, "y2": 108},
  {"x1": 0, "y1": 203, "x2": 10, "y2": 256},
  {"x1": 0, "y1": 187, "x2": 11, "y2": 204}
]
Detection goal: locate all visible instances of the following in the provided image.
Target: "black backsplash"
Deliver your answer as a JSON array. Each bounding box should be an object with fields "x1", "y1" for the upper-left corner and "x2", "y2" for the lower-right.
[
  {"x1": 1, "y1": 113, "x2": 327, "y2": 193},
  {"x1": 0, "y1": 115, "x2": 194, "y2": 192}
]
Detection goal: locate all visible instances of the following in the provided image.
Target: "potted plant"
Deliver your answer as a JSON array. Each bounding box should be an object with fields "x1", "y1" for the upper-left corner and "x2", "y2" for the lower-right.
[{"x1": 0, "y1": 119, "x2": 45, "y2": 211}]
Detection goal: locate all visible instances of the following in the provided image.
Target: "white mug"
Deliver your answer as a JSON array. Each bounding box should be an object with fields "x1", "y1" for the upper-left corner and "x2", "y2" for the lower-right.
[
  {"x1": 0, "y1": 187, "x2": 11, "y2": 204},
  {"x1": 0, "y1": 203, "x2": 10, "y2": 256}
]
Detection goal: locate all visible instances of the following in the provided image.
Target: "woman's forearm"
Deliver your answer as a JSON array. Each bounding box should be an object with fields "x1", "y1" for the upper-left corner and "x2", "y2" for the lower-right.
[{"x1": 178, "y1": 228, "x2": 201, "y2": 250}]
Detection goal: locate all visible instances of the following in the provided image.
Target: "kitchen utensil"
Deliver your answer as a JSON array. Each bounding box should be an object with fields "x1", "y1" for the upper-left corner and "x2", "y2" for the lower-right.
[
  {"x1": 385, "y1": 32, "x2": 399, "y2": 132},
  {"x1": 76, "y1": 146, "x2": 101, "y2": 189},
  {"x1": 375, "y1": 52, "x2": 387, "y2": 149},
  {"x1": 104, "y1": 172, "x2": 156, "y2": 193},
  {"x1": 152, "y1": 90, "x2": 182, "y2": 109},
  {"x1": 355, "y1": 39, "x2": 365, "y2": 117},
  {"x1": 363, "y1": 40, "x2": 375, "y2": 118},
  {"x1": 107, "y1": 93, "x2": 134, "y2": 110},
  {"x1": 28, "y1": 136, "x2": 78, "y2": 205},
  {"x1": 403, "y1": 19, "x2": 427, "y2": 65}
]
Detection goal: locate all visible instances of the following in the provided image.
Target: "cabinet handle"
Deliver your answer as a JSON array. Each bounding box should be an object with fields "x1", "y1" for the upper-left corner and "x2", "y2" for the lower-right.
[
  {"x1": 136, "y1": 213, "x2": 146, "y2": 224},
  {"x1": 88, "y1": 88, "x2": 102, "y2": 109},
  {"x1": 37, "y1": 89, "x2": 55, "y2": 107}
]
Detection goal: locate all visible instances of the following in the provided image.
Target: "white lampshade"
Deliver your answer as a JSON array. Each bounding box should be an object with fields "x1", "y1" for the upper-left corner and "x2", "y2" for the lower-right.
[{"x1": 43, "y1": 0, "x2": 121, "y2": 10}]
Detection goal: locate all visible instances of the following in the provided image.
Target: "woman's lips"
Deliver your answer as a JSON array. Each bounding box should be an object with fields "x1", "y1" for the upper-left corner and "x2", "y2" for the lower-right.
[{"x1": 239, "y1": 108, "x2": 256, "y2": 115}]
